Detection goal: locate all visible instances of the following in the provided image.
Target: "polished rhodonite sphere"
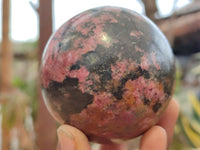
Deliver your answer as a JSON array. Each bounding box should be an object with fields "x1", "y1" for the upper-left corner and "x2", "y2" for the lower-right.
[{"x1": 40, "y1": 6, "x2": 175, "y2": 144}]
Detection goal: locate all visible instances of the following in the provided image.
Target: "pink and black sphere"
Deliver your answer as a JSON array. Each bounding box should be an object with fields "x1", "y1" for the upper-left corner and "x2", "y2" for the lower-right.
[{"x1": 40, "y1": 6, "x2": 175, "y2": 144}]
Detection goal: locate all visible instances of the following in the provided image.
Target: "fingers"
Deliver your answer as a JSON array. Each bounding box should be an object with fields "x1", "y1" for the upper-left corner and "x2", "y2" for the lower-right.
[
  {"x1": 56, "y1": 98, "x2": 179, "y2": 150},
  {"x1": 57, "y1": 125, "x2": 127, "y2": 150},
  {"x1": 140, "y1": 126, "x2": 167, "y2": 150},
  {"x1": 100, "y1": 143, "x2": 127, "y2": 150},
  {"x1": 157, "y1": 98, "x2": 179, "y2": 146},
  {"x1": 57, "y1": 125, "x2": 91, "y2": 150}
]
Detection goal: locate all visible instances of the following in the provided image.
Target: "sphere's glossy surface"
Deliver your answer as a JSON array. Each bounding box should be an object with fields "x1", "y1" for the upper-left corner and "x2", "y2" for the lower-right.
[{"x1": 40, "y1": 6, "x2": 175, "y2": 144}]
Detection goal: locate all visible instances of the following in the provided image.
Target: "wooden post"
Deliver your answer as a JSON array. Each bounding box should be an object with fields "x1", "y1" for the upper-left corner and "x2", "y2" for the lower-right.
[
  {"x1": 142, "y1": 0, "x2": 158, "y2": 21},
  {"x1": 1, "y1": 0, "x2": 12, "y2": 92},
  {"x1": 35, "y1": 0, "x2": 57, "y2": 150},
  {"x1": 0, "y1": 0, "x2": 12, "y2": 149}
]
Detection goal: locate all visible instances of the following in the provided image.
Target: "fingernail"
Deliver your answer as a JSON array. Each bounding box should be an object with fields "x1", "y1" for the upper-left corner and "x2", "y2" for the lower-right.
[
  {"x1": 57, "y1": 126, "x2": 74, "y2": 139},
  {"x1": 57, "y1": 126, "x2": 75, "y2": 150}
]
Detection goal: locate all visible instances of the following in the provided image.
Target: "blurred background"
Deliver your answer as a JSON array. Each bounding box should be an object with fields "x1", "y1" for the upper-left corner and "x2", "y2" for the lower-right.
[{"x1": 0, "y1": 0, "x2": 200, "y2": 150}]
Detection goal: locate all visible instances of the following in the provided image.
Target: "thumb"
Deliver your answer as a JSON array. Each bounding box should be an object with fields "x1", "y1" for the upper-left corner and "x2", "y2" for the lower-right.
[
  {"x1": 140, "y1": 126, "x2": 167, "y2": 150},
  {"x1": 57, "y1": 125, "x2": 91, "y2": 150}
]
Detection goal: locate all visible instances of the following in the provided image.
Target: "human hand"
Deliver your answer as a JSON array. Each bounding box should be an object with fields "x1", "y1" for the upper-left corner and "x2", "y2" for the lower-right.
[{"x1": 56, "y1": 98, "x2": 179, "y2": 150}]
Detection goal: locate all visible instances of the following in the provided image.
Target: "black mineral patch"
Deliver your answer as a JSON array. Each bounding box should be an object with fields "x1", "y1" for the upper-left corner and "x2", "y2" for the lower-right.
[
  {"x1": 113, "y1": 87, "x2": 124, "y2": 100},
  {"x1": 153, "y1": 102, "x2": 162, "y2": 113},
  {"x1": 112, "y1": 67, "x2": 151, "y2": 100},
  {"x1": 80, "y1": 46, "x2": 118, "y2": 88},
  {"x1": 138, "y1": 67, "x2": 150, "y2": 79},
  {"x1": 44, "y1": 77, "x2": 94, "y2": 123},
  {"x1": 70, "y1": 62, "x2": 81, "y2": 70},
  {"x1": 143, "y1": 98, "x2": 151, "y2": 106}
]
